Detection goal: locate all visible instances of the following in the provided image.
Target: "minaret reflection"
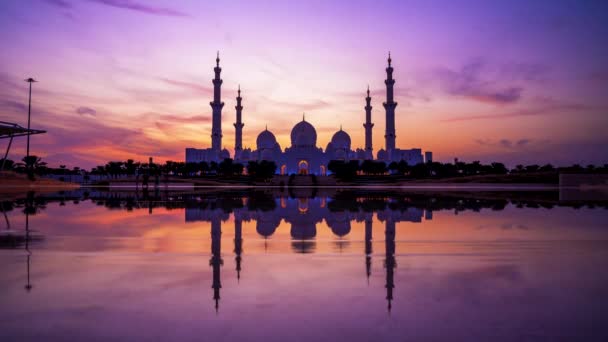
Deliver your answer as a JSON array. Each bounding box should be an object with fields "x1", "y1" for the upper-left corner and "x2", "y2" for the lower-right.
[
  {"x1": 209, "y1": 216, "x2": 222, "y2": 313},
  {"x1": 365, "y1": 216, "x2": 373, "y2": 285},
  {"x1": 384, "y1": 219, "x2": 396, "y2": 312},
  {"x1": 234, "y1": 215, "x2": 243, "y2": 282},
  {"x1": 24, "y1": 210, "x2": 32, "y2": 292}
]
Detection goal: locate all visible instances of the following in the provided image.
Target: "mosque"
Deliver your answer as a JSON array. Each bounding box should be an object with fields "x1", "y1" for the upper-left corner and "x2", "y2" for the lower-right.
[{"x1": 185, "y1": 52, "x2": 432, "y2": 175}]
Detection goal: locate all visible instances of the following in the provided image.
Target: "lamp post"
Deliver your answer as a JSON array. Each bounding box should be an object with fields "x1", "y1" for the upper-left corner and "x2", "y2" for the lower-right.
[
  {"x1": 24, "y1": 78, "x2": 36, "y2": 161},
  {"x1": 24, "y1": 78, "x2": 37, "y2": 177}
]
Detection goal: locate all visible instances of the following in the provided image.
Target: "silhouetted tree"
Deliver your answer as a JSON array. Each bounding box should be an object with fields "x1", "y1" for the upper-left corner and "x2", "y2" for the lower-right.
[
  {"x1": 539, "y1": 164, "x2": 555, "y2": 172},
  {"x1": 328, "y1": 160, "x2": 359, "y2": 180},
  {"x1": 199, "y1": 161, "x2": 209, "y2": 175},
  {"x1": 0, "y1": 158, "x2": 15, "y2": 171},
  {"x1": 184, "y1": 162, "x2": 199, "y2": 176},
  {"x1": 525, "y1": 164, "x2": 540, "y2": 173},
  {"x1": 490, "y1": 162, "x2": 508, "y2": 174},
  {"x1": 125, "y1": 159, "x2": 137, "y2": 176},
  {"x1": 247, "y1": 160, "x2": 276, "y2": 180},
  {"x1": 209, "y1": 161, "x2": 219, "y2": 175},
  {"x1": 360, "y1": 160, "x2": 387, "y2": 175},
  {"x1": 232, "y1": 163, "x2": 244, "y2": 176},
  {"x1": 388, "y1": 162, "x2": 399, "y2": 174},
  {"x1": 22, "y1": 155, "x2": 46, "y2": 179},
  {"x1": 218, "y1": 158, "x2": 234, "y2": 176}
]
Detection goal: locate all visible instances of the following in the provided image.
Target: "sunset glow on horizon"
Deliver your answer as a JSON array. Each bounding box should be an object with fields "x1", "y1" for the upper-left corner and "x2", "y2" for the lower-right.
[{"x1": 1, "y1": 0, "x2": 607, "y2": 168}]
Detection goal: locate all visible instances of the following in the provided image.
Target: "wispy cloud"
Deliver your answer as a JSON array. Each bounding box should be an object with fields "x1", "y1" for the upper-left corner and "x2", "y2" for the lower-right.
[
  {"x1": 474, "y1": 138, "x2": 543, "y2": 149},
  {"x1": 264, "y1": 98, "x2": 332, "y2": 112},
  {"x1": 434, "y1": 59, "x2": 524, "y2": 105},
  {"x1": 158, "y1": 114, "x2": 210, "y2": 124},
  {"x1": 160, "y1": 78, "x2": 213, "y2": 95},
  {"x1": 0, "y1": 100, "x2": 28, "y2": 113},
  {"x1": 442, "y1": 102, "x2": 590, "y2": 122},
  {"x1": 76, "y1": 106, "x2": 96, "y2": 116},
  {"x1": 587, "y1": 70, "x2": 608, "y2": 83},
  {"x1": 467, "y1": 87, "x2": 522, "y2": 104},
  {"x1": 337, "y1": 87, "x2": 431, "y2": 105},
  {"x1": 41, "y1": 0, "x2": 72, "y2": 8},
  {"x1": 88, "y1": 0, "x2": 189, "y2": 17}
]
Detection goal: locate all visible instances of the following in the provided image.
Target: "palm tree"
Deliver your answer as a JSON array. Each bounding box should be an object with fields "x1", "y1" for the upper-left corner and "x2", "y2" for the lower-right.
[
  {"x1": 22, "y1": 155, "x2": 46, "y2": 179},
  {"x1": 105, "y1": 161, "x2": 124, "y2": 179},
  {"x1": 125, "y1": 159, "x2": 137, "y2": 176}
]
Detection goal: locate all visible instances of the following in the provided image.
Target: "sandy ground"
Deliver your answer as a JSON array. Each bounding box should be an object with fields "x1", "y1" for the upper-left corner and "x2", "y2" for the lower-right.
[{"x1": 0, "y1": 171, "x2": 80, "y2": 198}]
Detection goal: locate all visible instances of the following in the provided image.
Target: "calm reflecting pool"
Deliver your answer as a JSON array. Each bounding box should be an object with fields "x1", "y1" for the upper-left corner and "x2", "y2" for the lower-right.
[{"x1": 1, "y1": 188, "x2": 608, "y2": 341}]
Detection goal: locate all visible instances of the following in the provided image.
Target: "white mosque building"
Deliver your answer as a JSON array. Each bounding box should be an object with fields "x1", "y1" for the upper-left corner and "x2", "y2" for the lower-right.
[{"x1": 185, "y1": 52, "x2": 431, "y2": 175}]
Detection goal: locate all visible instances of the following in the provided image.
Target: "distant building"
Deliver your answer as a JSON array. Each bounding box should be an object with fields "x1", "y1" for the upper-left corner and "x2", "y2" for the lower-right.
[
  {"x1": 425, "y1": 151, "x2": 433, "y2": 163},
  {"x1": 185, "y1": 52, "x2": 432, "y2": 174}
]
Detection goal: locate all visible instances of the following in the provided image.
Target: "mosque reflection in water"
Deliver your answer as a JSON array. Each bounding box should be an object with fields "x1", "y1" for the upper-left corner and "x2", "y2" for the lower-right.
[
  {"x1": 2, "y1": 188, "x2": 606, "y2": 314},
  {"x1": 192, "y1": 194, "x2": 407, "y2": 312}
]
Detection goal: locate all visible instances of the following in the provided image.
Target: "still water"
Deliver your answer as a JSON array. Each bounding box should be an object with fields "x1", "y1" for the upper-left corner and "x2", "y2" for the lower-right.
[{"x1": 1, "y1": 188, "x2": 608, "y2": 341}]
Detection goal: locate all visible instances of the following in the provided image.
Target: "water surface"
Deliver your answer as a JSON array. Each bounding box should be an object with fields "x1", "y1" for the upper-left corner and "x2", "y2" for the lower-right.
[{"x1": 1, "y1": 188, "x2": 607, "y2": 341}]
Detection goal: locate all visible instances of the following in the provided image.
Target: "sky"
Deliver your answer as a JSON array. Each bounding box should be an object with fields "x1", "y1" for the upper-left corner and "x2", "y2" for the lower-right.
[{"x1": 0, "y1": 0, "x2": 607, "y2": 169}]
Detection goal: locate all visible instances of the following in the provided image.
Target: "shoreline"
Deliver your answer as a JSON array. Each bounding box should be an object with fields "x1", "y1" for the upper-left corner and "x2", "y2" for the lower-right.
[{"x1": 1, "y1": 182, "x2": 559, "y2": 191}]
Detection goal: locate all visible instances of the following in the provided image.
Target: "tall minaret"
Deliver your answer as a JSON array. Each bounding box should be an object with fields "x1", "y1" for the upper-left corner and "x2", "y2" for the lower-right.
[
  {"x1": 363, "y1": 85, "x2": 374, "y2": 158},
  {"x1": 210, "y1": 51, "x2": 224, "y2": 151},
  {"x1": 383, "y1": 52, "x2": 397, "y2": 152},
  {"x1": 234, "y1": 85, "x2": 244, "y2": 158}
]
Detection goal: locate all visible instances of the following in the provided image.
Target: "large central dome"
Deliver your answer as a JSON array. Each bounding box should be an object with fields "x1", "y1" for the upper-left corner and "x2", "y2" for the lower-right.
[{"x1": 290, "y1": 119, "x2": 317, "y2": 147}]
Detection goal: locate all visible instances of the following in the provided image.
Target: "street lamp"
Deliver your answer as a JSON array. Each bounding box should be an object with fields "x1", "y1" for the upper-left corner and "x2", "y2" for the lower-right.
[{"x1": 24, "y1": 77, "x2": 37, "y2": 161}]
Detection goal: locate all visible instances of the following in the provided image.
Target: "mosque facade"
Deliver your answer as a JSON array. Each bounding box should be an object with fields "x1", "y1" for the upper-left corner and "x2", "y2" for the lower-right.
[{"x1": 185, "y1": 52, "x2": 431, "y2": 175}]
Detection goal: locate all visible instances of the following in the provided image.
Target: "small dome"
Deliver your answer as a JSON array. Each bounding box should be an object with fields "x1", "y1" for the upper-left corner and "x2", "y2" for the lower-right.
[
  {"x1": 330, "y1": 129, "x2": 351, "y2": 150},
  {"x1": 290, "y1": 119, "x2": 317, "y2": 147},
  {"x1": 327, "y1": 212, "x2": 351, "y2": 237},
  {"x1": 256, "y1": 217, "x2": 280, "y2": 237},
  {"x1": 257, "y1": 129, "x2": 277, "y2": 150}
]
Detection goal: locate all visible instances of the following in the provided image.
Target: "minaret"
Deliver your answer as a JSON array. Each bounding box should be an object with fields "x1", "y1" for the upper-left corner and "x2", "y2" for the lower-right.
[
  {"x1": 210, "y1": 51, "x2": 224, "y2": 151},
  {"x1": 384, "y1": 219, "x2": 396, "y2": 313},
  {"x1": 363, "y1": 85, "x2": 374, "y2": 158},
  {"x1": 234, "y1": 85, "x2": 244, "y2": 159},
  {"x1": 383, "y1": 52, "x2": 397, "y2": 152},
  {"x1": 210, "y1": 216, "x2": 223, "y2": 313}
]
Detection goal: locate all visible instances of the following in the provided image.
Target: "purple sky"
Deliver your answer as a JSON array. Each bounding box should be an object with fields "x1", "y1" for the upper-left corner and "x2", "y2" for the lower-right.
[{"x1": 0, "y1": 0, "x2": 607, "y2": 168}]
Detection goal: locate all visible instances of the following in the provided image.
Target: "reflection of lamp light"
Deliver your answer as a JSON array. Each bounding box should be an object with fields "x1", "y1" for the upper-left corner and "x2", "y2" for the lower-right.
[
  {"x1": 281, "y1": 197, "x2": 287, "y2": 208},
  {"x1": 320, "y1": 197, "x2": 326, "y2": 208},
  {"x1": 298, "y1": 160, "x2": 309, "y2": 175},
  {"x1": 298, "y1": 198, "x2": 308, "y2": 213}
]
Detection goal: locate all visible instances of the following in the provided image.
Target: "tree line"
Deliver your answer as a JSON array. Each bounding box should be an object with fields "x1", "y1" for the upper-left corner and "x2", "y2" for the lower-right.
[
  {"x1": 2, "y1": 155, "x2": 607, "y2": 181},
  {"x1": 327, "y1": 159, "x2": 608, "y2": 180}
]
